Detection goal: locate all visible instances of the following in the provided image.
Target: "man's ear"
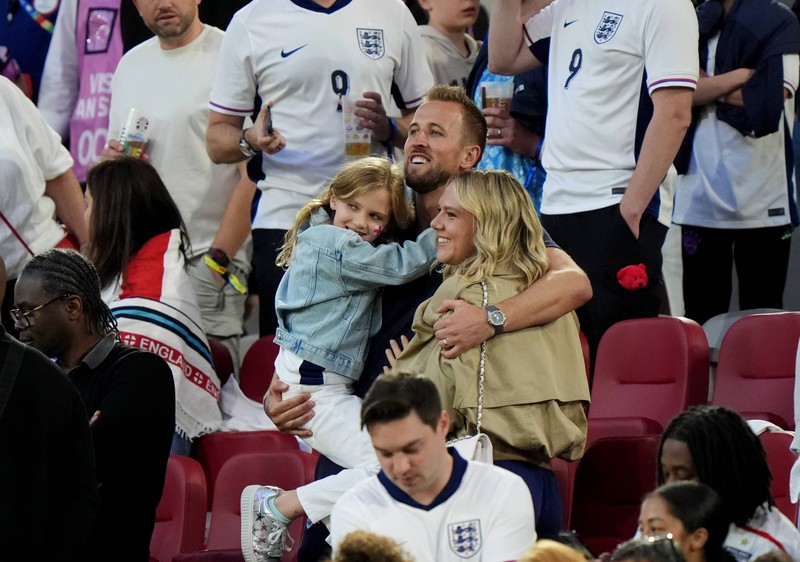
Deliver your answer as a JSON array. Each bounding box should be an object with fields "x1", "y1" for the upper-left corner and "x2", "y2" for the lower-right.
[
  {"x1": 438, "y1": 410, "x2": 450, "y2": 435},
  {"x1": 460, "y1": 145, "x2": 482, "y2": 171},
  {"x1": 64, "y1": 295, "x2": 84, "y2": 322}
]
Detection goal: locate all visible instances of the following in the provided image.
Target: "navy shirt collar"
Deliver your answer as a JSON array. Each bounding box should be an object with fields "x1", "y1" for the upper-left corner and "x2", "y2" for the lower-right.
[
  {"x1": 289, "y1": 0, "x2": 352, "y2": 14},
  {"x1": 377, "y1": 448, "x2": 468, "y2": 511}
]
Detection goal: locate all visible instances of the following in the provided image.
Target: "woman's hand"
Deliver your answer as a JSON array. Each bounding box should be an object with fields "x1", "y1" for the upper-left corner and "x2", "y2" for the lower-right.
[
  {"x1": 433, "y1": 300, "x2": 494, "y2": 359},
  {"x1": 263, "y1": 373, "x2": 315, "y2": 437},
  {"x1": 383, "y1": 335, "x2": 410, "y2": 374}
]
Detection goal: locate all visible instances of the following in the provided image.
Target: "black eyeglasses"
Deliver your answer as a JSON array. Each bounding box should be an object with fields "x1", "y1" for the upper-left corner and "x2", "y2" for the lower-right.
[{"x1": 10, "y1": 294, "x2": 71, "y2": 328}]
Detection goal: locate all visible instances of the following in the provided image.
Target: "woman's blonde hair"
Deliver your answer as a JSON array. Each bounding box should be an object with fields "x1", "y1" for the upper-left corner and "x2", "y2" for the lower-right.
[
  {"x1": 276, "y1": 157, "x2": 413, "y2": 267},
  {"x1": 443, "y1": 169, "x2": 548, "y2": 290}
]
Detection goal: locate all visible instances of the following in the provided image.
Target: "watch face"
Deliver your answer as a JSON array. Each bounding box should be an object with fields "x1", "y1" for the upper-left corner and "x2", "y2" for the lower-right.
[{"x1": 489, "y1": 310, "x2": 505, "y2": 326}]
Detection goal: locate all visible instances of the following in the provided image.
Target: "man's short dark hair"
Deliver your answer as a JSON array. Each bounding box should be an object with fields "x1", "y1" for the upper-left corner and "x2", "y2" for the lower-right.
[{"x1": 361, "y1": 373, "x2": 442, "y2": 431}]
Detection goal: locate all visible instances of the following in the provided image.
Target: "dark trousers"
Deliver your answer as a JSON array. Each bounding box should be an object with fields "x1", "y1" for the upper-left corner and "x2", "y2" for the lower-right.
[
  {"x1": 252, "y1": 228, "x2": 287, "y2": 337},
  {"x1": 494, "y1": 460, "x2": 563, "y2": 539},
  {"x1": 681, "y1": 225, "x2": 792, "y2": 325},
  {"x1": 541, "y1": 205, "x2": 668, "y2": 362}
]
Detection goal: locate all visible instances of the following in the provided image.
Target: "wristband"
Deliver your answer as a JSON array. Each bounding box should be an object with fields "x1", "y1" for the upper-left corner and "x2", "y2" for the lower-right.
[
  {"x1": 203, "y1": 253, "x2": 247, "y2": 294},
  {"x1": 206, "y1": 247, "x2": 230, "y2": 268}
]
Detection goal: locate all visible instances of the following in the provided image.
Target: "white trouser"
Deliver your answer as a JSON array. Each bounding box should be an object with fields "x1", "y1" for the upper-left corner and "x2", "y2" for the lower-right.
[
  {"x1": 276, "y1": 348, "x2": 375, "y2": 469},
  {"x1": 275, "y1": 348, "x2": 379, "y2": 524}
]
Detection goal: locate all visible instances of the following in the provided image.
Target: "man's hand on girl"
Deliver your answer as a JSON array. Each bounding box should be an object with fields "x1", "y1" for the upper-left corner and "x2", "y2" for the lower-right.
[{"x1": 263, "y1": 373, "x2": 315, "y2": 437}]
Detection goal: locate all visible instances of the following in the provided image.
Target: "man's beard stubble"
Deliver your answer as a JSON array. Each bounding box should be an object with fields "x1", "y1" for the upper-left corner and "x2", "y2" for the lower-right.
[{"x1": 403, "y1": 162, "x2": 453, "y2": 195}]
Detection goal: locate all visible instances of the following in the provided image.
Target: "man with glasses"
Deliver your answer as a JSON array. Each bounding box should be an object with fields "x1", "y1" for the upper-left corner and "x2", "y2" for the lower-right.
[
  {"x1": 13, "y1": 248, "x2": 175, "y2": 562},
  {"x1": 0, "y1": 255, "x2": 99, "y2": 562}
]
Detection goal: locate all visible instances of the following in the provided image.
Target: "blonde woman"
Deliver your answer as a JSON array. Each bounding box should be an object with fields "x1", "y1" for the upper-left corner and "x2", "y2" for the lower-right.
[{"x1": 391, "y1": 169, "x2": 590, "y2": 538}]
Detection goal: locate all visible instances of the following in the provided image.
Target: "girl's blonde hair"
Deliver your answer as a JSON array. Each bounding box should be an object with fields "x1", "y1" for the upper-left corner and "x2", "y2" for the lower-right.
[
  {"x1": 443, "y1": 169, "x2": 548, "y2": 290},
  {"x1": 277, "y1": 157, "x2": 413, "y2": 267}
]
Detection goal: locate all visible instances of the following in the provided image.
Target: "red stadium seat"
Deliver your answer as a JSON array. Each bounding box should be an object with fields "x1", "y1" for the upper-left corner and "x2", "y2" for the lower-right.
[
  {"x1": 173, "y1": 451, "x2": 318, "y2": 562},
  {"x1": 150, "y1": 455, "x2": 208, "y2": 562},
  {"x1": 240, "y1": 335, "x2": 280, "y2": 403},
  {"x1": 570, "y1": 435, "x2": 660, "y2": 556},
  {"x1": 193, "y1": 430, "x2": 300, "y2": 507},
  {"x1": 209, "y1": 338, "x2": 235, "y2": 388},
  {"x1": 588, "y1": 316, "x2": 709, "y2": 446},
  {"x1": 711, "y1": 312, "x2": 800, "y2": 430}
]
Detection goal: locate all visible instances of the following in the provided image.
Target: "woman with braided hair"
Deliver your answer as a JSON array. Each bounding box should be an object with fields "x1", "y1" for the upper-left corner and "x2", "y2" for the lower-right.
[{"x1": 658, "y1": 406, "x2": 800, "y2": 561}]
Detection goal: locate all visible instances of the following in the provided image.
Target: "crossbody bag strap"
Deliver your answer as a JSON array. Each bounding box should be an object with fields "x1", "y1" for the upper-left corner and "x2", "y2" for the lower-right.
[
  {"x1": 475, "y1": 281, "x2": 487, "y2": 434},
  {"x1": 0, "y1": 337, "x2": 25, "y2": 421}
]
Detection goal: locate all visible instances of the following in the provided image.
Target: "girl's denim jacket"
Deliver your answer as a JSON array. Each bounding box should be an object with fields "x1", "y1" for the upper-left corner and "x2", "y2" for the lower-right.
[{"x1": 275, "y1": 209, "x2": 436, "y2": 380}]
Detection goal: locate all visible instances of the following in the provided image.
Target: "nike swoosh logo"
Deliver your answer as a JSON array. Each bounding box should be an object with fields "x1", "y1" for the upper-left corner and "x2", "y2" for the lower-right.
[
  {"x1": 564, "y1": 19, "x2": 578, "y2": 27},
  {"x1": 280, "y1": 44, "x2": 308, "y2": 58}
]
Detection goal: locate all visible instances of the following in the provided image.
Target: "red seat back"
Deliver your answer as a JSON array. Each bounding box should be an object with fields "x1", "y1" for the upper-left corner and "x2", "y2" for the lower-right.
[
  {"x1": 588, "y1": 317, "x2": 709, "y2": 445},
  {"x1": 206, "y1": 451, "x2": 318, "y2": 562},
  {"x1": 570, "y1": 435, "x2": 660, "y2": 556},
  {"x1": 150, "y1": 455, "x2": 208, "y2": 562},
  {"x1": 240, "y1": 335, "x2": 280, "y2": 402},
  {"x1": 759, "y1": 431, "x2": 799, "y2": 525},
  {"x1": 711, "y1": 313, "x2": 800, "y2": 430},
  {"x1": 208, "y1": 338, "x2": 235, "y2": 388},
  {"x1": 193, "y1": 430, "x2": 300, "y2": 507}
]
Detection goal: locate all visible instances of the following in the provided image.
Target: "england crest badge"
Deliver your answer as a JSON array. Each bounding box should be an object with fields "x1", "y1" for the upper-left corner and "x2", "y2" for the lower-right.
[
  {"x1": 448, "y1": 520, "x2": 482, "y2": 558},
  {"x1": 357, "y1": 28, "x2": 385, "y2": 60},
  {"x1": 594, "y1": 11, "x2": 623, "y2": 44}
]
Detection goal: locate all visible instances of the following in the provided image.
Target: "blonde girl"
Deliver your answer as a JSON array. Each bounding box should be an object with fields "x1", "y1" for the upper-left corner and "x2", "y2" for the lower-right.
[{"x1": 272, "y1": 156, "x2": 437, "y2": 470}]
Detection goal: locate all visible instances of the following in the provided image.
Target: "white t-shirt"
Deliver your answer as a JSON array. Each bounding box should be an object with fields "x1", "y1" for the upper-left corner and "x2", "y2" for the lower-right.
[
  {"x1": 673, "y1": 34, "x2": 799, "y2": 230},
  {"x1": 524, "y1": 0, "x2": 698, "y2": 215},
  {"x1": 109, "y1": 25, "x2": 245, "y2": 259},
  {"x1": 208, "y1": 0, "x2": 434, "y2": 231},
  {"x1": 330, "y1": 451, "x2": 536, "y2": 561},
  {"x1": 37, "y1": 0, "x2": 79, "y2": 140},
  {"x1": 725, "y1": 505, "x2": 800, "y2": 562},
  {"x1": 0, "y1": 76, "x2": 73, "y2": 279},
  {"x1": 419, "y1": 26, "x2": 479, "y2": 88}
]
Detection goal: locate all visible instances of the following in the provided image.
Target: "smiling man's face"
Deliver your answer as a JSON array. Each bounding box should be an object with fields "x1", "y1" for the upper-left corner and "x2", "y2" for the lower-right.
[{"x1": 403, "y1": 100, "x2": 472, "y2": 195}]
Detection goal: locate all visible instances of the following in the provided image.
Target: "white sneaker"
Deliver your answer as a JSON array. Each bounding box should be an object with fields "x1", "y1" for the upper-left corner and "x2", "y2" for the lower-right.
[{"x1": 241, "y1": 485, "x2": 294, "y2": 562}]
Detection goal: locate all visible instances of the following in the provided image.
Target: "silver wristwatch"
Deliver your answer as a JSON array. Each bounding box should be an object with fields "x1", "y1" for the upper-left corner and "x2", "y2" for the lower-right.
[
  {"x1": 239, "y1": 128, "x2": 258, "y2": 157},
  {"x1": 486, "y1": 305, "x2": 506, "y2": 335}
]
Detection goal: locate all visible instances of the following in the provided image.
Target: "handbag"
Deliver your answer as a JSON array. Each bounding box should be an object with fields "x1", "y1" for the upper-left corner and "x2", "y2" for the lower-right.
[{"x1": 446, "y1": 281, "x2": 494, "y2": 464}]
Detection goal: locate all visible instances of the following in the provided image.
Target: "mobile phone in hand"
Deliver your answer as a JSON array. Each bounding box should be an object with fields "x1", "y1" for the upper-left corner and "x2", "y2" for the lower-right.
[{"x1": 265, "y1": 105, "x2": 274, "y2": 135}]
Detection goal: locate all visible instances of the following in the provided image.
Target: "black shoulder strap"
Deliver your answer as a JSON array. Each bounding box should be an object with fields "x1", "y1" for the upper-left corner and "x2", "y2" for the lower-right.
[{"x1": 0, "y1": 337, "x2": 25, "y2": 421}]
